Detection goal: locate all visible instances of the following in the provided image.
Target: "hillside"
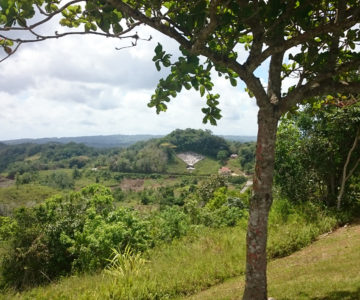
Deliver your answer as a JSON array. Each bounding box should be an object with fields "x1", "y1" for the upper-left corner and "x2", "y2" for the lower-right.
[
  {"x1": 1, "y1": 134, "x2": 256, "y2": 149},
  {"x1": 1, "y1": 134, "x2": 163, "y2": 149},
  {"x1": 188, "y1": 222, "x2": 360, "y2": 300}
]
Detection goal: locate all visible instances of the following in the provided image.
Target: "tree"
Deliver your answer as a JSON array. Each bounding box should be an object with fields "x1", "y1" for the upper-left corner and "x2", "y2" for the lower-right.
[
  {"x1": 275, "y1": 98, "x2": 360, "y2": 208},
  {"x1": 2, "y1": 1, "x2": 360, "y2": 299}
]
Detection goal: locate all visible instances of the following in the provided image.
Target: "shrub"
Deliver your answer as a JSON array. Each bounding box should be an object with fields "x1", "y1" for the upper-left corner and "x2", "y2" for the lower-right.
[
  {"x1": 0, "y1": 185, "x2": 150, "y2": 289},
  {"x1": 150, "y1": 207, "x2": 191, "y2": 243}
]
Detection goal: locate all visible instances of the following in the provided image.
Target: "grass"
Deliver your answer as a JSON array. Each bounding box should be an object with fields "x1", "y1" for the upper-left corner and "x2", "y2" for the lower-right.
[
  {"x1": 24, "y1": 154, "x2": 41, "y2": 161},
  {"x1": 186, "y1": 221, "x2": 360, "y2": 300},
  {"x1": 166, "y1": 157, "x2": 188, "y2": 174},
  {"x1": 166, "y1": 157, "x2": 221, "y2": 176},
  {"x1": 1, "y1": 224, "x2": 248, "y2": 300},
  {"x1": 0, "y1": 184, "x2": 59, "y2": 214},
  {"x1": 0, "y1": 198, "x2": 342, "y2": 300},
  {"x1": 224, "y1": 159, "x2": 244, "y2": 175},
  {"x1": 192, "y1": 158, "x2": 221, "y2": 175}
]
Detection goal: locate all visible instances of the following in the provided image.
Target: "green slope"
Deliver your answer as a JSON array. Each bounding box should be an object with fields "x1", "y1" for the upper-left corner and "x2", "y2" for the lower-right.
[{"x1": 187, "y1": 222, "x2": 360, "y2": 300}]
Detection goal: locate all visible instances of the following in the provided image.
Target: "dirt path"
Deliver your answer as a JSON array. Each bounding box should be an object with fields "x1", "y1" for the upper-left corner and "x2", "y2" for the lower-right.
[{"x1": 240, "y1": 180, "x2": 252, "y2": 193}]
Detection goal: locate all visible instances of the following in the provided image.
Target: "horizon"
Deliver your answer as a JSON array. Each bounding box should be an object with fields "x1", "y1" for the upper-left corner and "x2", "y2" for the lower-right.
[{"x1": 0, "y1": 130, "x2": 257, "y2": 143}]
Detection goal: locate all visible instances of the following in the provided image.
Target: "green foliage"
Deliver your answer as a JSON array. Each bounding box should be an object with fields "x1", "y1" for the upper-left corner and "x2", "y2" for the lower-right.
[
  {"x1": 150, "y1": 206, "x2": 191, "y2": 243},
  {"x1": 41, "y1": 171, "x2": 74, "y2": 189},
  {"x1": 0, "y1": 184, "x2": 59, "y2": 216},
  {"x1": 275, "y1": 118, "x2": 315, "y2": 202},
  {"x1": 206, "y1": 187, "x2": 227, "y2": 210},
  {"x1": 238, "y1": 142, "x2": 256, "y2": 174},
  {"x1": 70, "y1": 207, "x2": 151, "y2": 272},
  {"x1": 112, "y1": 187, "x2": 125, "y2": 202},
  {"x1": 197, "y1": 174, "x2": 227, "y2": 204},
  {"x1": 15, "y1": 171, "x2": 39, "y2": 185},
  {"x1": 275, "y1": 101, "x2": 360, "y2": 207},
  {"x1": 0, "y1": 185, "x2": 150, "y2": 289},
  {"x1": 227, "y1": 175, "x2": 247, "y2": 185},
  {"x1": 110, "y1": 143, "x2": 169, "y2": 174},
  {"x1": 0, "y1": 142, "x2": 97, "y2": 175},
  {"x1": 162, "y1": 129, "x2": 230, "y2": 158},
  {"x1": 1, "y1": 195, "x2": 345, "y2": 300},
  {"x1": 0, "y1": 216, "x2": 17, "y2": 240},
  {"x1": 217, "y1": 149, "x2": 229, "y2": 164},
  {"x1": 184, "y1": 186, "x2": 246, "y2": 228},
  {"x1": 268, "y1": 198, "x2": 338, "y2": 258},
  {"x1": 105, "y1": 246, "x2": 147, "y2": 284}
]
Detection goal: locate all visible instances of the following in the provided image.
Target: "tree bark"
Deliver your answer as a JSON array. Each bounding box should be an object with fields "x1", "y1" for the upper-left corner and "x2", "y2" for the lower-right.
[{"x1": 243, "y1": 106, "x2": 279, "y2": 300}]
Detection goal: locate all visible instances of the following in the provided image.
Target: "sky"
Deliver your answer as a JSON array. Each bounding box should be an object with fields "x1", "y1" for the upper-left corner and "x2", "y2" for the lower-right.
[{"x1": 0, "y1": 22, "x2": 261, "y2": 141}]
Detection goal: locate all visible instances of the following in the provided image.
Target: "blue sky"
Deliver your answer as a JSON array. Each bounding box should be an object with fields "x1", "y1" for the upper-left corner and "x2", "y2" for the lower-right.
[{"x1": 0, "y1": 25, "x2": 261, "y2": 140}]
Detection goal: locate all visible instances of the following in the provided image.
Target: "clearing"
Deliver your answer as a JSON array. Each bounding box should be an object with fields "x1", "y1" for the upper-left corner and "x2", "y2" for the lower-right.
[{"x1": 177, "y1": 152, "x2": 205, "y2": 167}]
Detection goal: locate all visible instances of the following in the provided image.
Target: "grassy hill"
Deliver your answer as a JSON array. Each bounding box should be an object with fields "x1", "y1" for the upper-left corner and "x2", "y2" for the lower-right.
[{"x1": 188, "y1": 221, "x2": 360, "y2": 300}]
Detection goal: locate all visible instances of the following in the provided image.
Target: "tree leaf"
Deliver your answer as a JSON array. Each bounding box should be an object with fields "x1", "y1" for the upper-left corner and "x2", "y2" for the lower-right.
[{"x1": 200, "y1": 85, "x2": 205, "y2": 97}]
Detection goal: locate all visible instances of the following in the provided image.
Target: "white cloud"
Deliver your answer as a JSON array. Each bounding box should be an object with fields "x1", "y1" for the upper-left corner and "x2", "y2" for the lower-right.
[{"x1": 0, "y1": 25, "x2": 258, "y2": 140}]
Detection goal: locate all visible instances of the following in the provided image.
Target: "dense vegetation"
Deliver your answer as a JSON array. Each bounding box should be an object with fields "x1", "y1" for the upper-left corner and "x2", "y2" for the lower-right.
[
  {"x1": 275, "y1": 100, "x2": 360, "y2": 209},
  {"x1": 0, "y1": 129, "x2": 255, "y2": 291},
  {"x1": 0, "y1": 142, "x2": 99, "y2": 176},
  {"x1": 0, "y1": 122, "x2": 358, "y2": 298},
  {"x1": 161, "y1": 128, "x2": 230, "y2": 158},
  {"x1": 0, "y1": 177, "x2": 248, "y2": 290},
  {"x1": 1, "y1": 129, "x2": 254, "y2": 178}
]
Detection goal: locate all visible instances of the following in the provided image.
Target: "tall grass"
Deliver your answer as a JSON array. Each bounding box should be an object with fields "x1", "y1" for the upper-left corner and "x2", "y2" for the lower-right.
[
  {"x1": 0, "y1": 184, "x2": 59, "y2": 214},
  {"x1": 267, "y1": 198, "x2": 338, "y2": 258}
]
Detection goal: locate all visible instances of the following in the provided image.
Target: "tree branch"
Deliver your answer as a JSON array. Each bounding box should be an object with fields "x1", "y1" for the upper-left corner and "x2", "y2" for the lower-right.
[
  {"x1": 106, "y1": 0, "x2": 192, "y2": 48},
  {"x1": 191, "y1": 0, "x2": 220, "y2": 53},
  {"x1": 280, "y1": 55, "x2": 360, "y2": 113},
  {"x1": 0, "y1": 0, "x2": 84, "y2": 32},
  {"x1": 281, "y1": 80, "x2": 360, "y2": 114},
  {"x1": 0, "y1": 42, "x2": 22, "y2": 63},
  {"x1": 246, "y1": 6, "x2": 360, "y2": 71},
  {"x1": 337, "y1": 127, "x2": 360, "y2": 210}
]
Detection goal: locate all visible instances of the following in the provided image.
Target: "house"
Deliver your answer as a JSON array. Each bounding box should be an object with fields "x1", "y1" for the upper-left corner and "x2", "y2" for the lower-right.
[
  {"x1": 230, "y1": 153, "x2": 238, "y2": 159},
  {"x1": 218, "y1": 167, "x2": 232, "y2": 175}
]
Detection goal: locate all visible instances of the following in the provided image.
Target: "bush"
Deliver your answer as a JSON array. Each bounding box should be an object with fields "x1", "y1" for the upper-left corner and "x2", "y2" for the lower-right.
[
  {"x1": 267, "y1": 197, "x2": 338, "y2": 258},
  {"x1": 150, "y1": 207, "x2": 191, "y2": 242},
  {"x1": 41, "y1": 171, "x2": 74, "y2": 189},
  {"x1": 227, "y1": 175, "x2": 247, "y2": 185},
  {"x1": 0, "y1": 185, "x2": 150, "y2": 289}
]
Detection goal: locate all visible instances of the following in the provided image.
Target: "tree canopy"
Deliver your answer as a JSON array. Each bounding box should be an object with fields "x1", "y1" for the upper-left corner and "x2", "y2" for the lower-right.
[{"x1": 2, "y1": 1, "x2": 360, "y2": 299}]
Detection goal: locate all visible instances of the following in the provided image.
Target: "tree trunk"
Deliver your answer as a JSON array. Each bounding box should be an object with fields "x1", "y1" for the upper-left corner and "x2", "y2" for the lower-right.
[{"x1": 243, "y1": 107, "x2": 279, "y2": 300}]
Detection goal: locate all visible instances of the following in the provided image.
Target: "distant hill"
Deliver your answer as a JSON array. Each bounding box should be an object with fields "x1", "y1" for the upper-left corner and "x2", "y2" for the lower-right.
[
  {"x1": 2, "y1": 134, "x2": 256, "y2": 148},
  {"x1": 1, "y1": 134, "x2": 164, "y2": 149},
  {"x1": 221, "y1": 135, "x2": 256, "y2": 143}
]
